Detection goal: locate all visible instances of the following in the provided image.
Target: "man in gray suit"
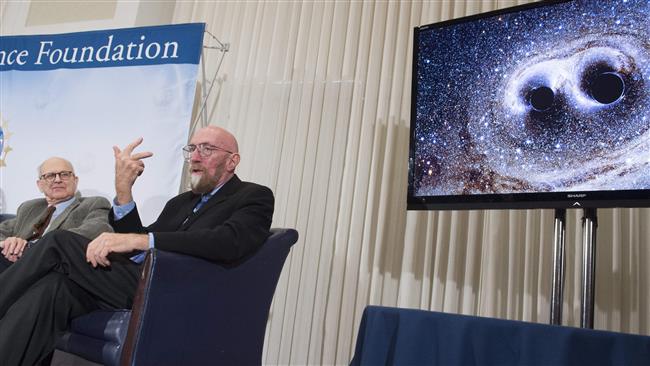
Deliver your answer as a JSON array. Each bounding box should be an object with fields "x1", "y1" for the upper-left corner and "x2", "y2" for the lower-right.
[{"x1": 0, "y1": 157, "x2": 112, "y2": 271}]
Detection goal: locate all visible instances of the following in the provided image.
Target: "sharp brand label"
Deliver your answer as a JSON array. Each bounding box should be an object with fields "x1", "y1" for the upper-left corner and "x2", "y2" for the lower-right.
[{"x1": 567, "y1": 194, "x2": 587, "y2": 198}]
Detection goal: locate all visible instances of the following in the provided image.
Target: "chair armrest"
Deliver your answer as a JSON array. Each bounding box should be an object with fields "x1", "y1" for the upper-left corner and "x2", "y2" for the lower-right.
[{"x1": 121, "y1": 228, "x2": 297, "y2": 366}]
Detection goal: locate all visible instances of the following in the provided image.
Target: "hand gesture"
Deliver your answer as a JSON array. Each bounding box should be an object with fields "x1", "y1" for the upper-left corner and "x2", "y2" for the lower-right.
[{"x1": 114, "y1": 137, "x2": 153, "y2": 205}]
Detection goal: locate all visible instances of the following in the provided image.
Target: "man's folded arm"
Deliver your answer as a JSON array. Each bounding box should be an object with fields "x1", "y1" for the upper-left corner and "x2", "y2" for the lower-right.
[
  {"x1": 0, "y1": 202, "x2": 25, "y2": 243},
  {"x1": 0, "y1": 218, "x2": 16, "y2": 243},
  {"x1": 109, "y1": 200, "x2": 148, "y2": 234}
]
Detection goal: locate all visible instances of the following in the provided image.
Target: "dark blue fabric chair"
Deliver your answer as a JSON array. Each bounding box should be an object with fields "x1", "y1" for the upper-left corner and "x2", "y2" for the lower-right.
[
  {"x1": 56, "y1": 228, "x2": 298, "y2": 366},
  {"x1": 0, "y1": 213, "x2": 16, "y2": 222}
]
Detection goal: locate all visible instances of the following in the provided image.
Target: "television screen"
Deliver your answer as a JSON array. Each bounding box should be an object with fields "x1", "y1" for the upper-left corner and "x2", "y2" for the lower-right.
[{"x1": 408, "y1": 0, "x2": 650, "y2": 210}]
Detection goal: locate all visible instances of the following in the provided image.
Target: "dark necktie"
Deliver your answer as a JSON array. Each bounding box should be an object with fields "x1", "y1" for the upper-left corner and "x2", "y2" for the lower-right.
[
  {"x1": 194, "y1": 194, "x2": 211, "y2": 213},
  {"x1": 179, "y1": 194, "x2": 211, "y2": 228},
  {"x1": 27, "y1": 205, "x2": 56, "y2": 241}
]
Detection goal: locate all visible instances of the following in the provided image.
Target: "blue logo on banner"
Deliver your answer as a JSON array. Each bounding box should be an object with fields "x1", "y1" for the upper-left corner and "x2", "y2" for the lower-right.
[{"x1": 0, "y1": 119, "x2": 10, "y2": 167}]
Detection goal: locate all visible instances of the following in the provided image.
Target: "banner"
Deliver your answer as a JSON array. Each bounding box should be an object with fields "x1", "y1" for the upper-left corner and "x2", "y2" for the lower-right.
[{"x1": 0, "y1": 23, "x2": 205, "y2": 224}]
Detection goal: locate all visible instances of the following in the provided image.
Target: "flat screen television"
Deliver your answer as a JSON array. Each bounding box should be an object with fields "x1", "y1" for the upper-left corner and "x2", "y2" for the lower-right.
[{"x1": 408, "y1": 0, "x2": 650, "y2": 210}]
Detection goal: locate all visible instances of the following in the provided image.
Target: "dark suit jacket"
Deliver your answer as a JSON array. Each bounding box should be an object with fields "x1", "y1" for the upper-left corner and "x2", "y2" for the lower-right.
[
  {"x1": 110, "y1": 175, "x2": 274, "y2": 264},
  {"x1": 0, "y1": 193, "x2": 113, "y2": 242}
]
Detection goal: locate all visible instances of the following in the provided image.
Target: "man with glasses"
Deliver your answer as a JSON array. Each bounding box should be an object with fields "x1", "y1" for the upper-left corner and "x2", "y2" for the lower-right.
[
  {"x1": 0, "y1": 126, "x2": 274, "y2": 364},
  {"x1": 0, "y1": 157, "x2": 112, "y2": 272}
]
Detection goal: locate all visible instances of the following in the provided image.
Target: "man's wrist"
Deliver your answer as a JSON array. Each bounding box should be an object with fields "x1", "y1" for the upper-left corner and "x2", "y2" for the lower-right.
[
  {"x1": 147, "y1": 233, "x2": 155, "y2": 249},
  {"x1": 127, "y1": 233, "x2": 151, "y2": 251},
  {"x1": 112, "y1": 199, "x2": 136, "y2": 220},
  {"x1": 115, "y1": 193, "x2": 133, "y2": 206}
]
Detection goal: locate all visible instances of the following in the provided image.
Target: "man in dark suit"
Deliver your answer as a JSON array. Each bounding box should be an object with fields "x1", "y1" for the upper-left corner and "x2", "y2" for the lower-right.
[
  {"x1": 0, "y1": 126, "x2": 274, "y2": 365},
  {"x1": 0, "y1": 157, "x2": 112, "y2": 271}
]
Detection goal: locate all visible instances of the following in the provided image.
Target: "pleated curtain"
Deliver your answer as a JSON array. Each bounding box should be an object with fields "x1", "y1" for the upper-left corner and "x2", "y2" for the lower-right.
[{"x1": 172, "y1": 1, "x2": 650, "y2": 365}]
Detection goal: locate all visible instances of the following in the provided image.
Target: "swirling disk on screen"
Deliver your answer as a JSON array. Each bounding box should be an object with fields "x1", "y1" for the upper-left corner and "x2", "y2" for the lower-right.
[
  {"x1": 467, "y1": 34, "x2": 649, "y2": 185},
  {"x1": 412, "y1": 0, "x2": 650, "y2": 195}
]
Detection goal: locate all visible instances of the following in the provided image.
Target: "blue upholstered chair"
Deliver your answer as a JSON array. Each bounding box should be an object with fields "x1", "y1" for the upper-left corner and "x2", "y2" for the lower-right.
[
  {"x1": 56, "y1": 228, "x2": 298, "y2": 366},
  {"x1": 0, "y1": 213, "x2": 16, "y2": 222}
]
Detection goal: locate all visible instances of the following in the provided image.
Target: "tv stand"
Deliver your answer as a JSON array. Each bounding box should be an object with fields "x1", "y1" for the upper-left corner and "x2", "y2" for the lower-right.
[
  {"x1": 550, "y1": 208, "x2": 598, "y2": 329},
  {"x1": 581, "y1": 208, "x2": 598, "y2": 328},
  {"x1": 550, "y1": 209, "x2": 566, "y2": 325}
]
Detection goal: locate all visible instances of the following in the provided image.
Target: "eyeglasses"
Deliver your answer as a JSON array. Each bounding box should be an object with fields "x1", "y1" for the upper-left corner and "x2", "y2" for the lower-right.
[
  {"x1": 39, "y1": 171, "x2": 75, "y2": 182},
  {"x1": 182, "y1": 144, "x2": 234, "y2": 160}
]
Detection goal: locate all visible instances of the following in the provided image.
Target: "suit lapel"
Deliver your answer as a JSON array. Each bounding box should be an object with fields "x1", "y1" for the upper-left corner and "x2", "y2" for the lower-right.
[
  {"x1": 46, "y1": 196, "x2": 80, "y2": 232},
  {"x1": 21, "y1": 200, "x2": 48, "y2": 238},
  {"x1": 173, "y1": 193, "x2": 202, "y2": 230}
]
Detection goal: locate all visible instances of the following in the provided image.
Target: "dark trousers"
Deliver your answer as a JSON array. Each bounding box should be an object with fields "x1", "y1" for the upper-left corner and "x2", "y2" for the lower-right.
[
  {"x1": 0, "y1": 254, "x2": 11, "y2": 274},
  {"x1": 0, "y1": 230, "x2": 141, "y2": 365}
]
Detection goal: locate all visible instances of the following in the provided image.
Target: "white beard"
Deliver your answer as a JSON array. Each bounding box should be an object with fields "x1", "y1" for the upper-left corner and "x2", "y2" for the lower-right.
[
  {"x1": 190, "y1": 172, "x2": 217, "y2": 194},
  {"x1": 190, "y1": 174, "x2": 202, "y2": 190}
]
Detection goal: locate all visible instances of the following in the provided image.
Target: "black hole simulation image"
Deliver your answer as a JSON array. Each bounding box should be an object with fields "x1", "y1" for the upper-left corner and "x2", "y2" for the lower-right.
[{"x1": 411, "y1": 0, "x2": 649, "y2": 197}]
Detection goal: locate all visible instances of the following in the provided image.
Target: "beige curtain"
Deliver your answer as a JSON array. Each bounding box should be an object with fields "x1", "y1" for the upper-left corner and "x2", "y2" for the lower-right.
[{"x1": 173, "y1": 0, "x2": 650, "y2": 364}]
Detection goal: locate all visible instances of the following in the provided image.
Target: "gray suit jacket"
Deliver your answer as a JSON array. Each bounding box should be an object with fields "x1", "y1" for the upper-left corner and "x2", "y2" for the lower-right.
[{"x1": 0, "y1": 193, "x2": 113, "y2": 242}]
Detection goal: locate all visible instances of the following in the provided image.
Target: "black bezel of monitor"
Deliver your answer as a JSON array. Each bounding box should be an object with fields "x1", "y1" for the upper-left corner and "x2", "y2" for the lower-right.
[{"x1": 408, "y1": 0, "x2": 650, "y2": 210}]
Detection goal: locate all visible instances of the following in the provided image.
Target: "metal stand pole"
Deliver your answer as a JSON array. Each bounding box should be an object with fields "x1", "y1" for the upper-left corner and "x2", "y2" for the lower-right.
[
  {"x1": 550, "y1": 208, "x2": 566, "y2": 325},
  {"x1": 580, "y1": 208, "x2": 598, "y2": 328}
]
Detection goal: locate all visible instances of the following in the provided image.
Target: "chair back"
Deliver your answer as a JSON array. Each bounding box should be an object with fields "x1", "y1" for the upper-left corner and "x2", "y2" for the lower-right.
[
  {"x1": 0, "y1": 213, "x2": 16, "y2": 223},
  {"x1": 122, "y1": 227, "x2": 298, "y2": 365},
  {"x1": 56, "y1": 228, "x2": 298, "y2": 366}
]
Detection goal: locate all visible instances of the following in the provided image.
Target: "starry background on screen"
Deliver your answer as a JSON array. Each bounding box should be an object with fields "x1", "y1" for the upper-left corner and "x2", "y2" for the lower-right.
[{"x1": 411, "y1": 0, "x2": 650, "y2": 197}]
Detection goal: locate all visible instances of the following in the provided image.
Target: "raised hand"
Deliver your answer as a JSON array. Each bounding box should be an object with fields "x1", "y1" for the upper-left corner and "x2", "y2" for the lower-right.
[{"x1": 114, "y1": 137, "x2": 153, "y2": 205}]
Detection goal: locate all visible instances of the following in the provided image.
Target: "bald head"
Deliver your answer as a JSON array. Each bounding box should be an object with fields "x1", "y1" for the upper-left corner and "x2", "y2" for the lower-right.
[
  {"x1": 37, "y1": 157, "x2": 74, "y2": 177},
  {"x1": 201, "y1": 125, "x2": 239, "y2": 154},
  {"x1": 187, "y1": 126, "x2": 241, "y2": 193}
]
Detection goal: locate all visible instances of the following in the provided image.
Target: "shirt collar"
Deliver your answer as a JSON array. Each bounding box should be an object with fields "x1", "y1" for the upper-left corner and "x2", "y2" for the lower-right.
[
  {"x1": 203, "y1": 181, "x2": 225, "y2": 200},
  {"x1": 52, "y1": 195, "x2": 76, "y2": 217},
  {"x1": 202, "y1": 175, "x2": 235, "y2": 199}
]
